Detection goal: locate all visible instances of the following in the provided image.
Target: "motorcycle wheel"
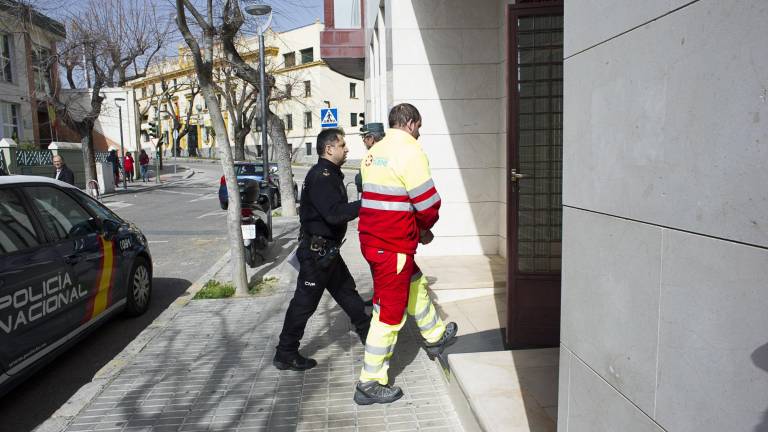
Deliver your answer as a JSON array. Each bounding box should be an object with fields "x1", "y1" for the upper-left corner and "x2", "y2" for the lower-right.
[{"x1": 245, "y1": 242, "x2": 258, "y2": 268}]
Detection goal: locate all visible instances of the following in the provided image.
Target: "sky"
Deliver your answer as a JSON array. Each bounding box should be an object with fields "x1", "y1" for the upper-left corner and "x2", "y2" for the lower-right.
[{"x1": 44, "y1": 0, "x2": 325, "y2": 33}]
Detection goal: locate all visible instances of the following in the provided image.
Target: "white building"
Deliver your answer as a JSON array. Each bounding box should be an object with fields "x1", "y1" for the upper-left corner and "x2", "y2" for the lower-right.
[{"x1": 324, "y1": 0, "x2": 768, "y2": 431}]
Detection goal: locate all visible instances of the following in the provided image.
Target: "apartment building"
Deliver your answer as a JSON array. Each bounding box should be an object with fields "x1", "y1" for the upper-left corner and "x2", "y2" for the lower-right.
[{"x1": 0, "y1": 1, "x2": 65, "y2": 148}]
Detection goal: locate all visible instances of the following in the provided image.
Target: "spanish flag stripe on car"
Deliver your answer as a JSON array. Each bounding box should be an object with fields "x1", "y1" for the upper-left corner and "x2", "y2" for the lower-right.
[{"x1": 85, "y1": 237, "x2": 115, "y2": 322}]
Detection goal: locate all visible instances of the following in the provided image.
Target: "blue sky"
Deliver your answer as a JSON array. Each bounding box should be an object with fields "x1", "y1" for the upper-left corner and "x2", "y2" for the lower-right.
[{"x1": 48, "y1": 0, "x2": 324, "y2": 33}]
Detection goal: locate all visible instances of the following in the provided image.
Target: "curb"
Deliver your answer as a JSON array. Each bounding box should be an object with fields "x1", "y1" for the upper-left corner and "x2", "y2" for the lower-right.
[{"x1": 33, "y1": 251, "x2": 232, "y2": 432}]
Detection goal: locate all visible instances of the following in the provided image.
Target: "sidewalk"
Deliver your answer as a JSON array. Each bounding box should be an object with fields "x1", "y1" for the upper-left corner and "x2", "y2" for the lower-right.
[{"x1": 41, "y1": 218, "x2": 463, "y2": 432}]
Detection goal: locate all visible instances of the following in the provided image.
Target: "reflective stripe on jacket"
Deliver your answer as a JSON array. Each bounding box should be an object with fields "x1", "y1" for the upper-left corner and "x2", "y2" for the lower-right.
[{"x1": 358, "y1": 128, "x2": 441, "y2": 254}]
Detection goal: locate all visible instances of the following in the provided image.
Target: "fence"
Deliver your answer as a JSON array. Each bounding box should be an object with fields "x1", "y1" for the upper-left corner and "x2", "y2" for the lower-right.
[
  {"x1": 16, "y1": 149, "x2": 53, "y2": 167},
  {"x1": 0, "y1": 149, "x2": 6, "y2": 174}
]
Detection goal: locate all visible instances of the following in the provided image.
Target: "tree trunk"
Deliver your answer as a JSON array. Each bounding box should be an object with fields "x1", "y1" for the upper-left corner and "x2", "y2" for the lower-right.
[
  {"x1": 267, "y1": 112, "x2": 297, "y2": 217},
  {"x1": 205, "y1": 88, "x2": 248, "y2": 295},
  {"x1": 81, "y1": 130, "x2": 96, "y2": 185},
  {"x1": 234, "y1": 127, "x2": 248, "y2": 161}
]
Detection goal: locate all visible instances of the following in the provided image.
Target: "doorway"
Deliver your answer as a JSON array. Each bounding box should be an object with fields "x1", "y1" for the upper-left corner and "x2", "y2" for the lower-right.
[{"x1": 506, "y1": 1, "x2": 564, "y2": 348}]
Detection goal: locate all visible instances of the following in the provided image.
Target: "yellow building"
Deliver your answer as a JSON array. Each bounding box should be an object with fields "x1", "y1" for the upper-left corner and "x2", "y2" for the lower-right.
[{"x1": 127, "y1": 21, "x2": 365, "y2": 162}]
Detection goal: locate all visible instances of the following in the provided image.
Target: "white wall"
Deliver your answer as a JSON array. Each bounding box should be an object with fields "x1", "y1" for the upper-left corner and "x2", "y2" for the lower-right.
[
  {"x1": 364, "y1": 0, "x2": 503, "y2": 256},
  {"x1": 559, "y1": 1, "x2": 768, "y2": 431}
]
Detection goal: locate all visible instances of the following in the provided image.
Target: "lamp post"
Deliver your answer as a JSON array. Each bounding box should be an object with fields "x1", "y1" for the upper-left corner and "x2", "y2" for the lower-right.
[
  {"x1": 245, "y1": 3, "x2": 273, "y2": 241},
  {"x1": 114, "y1": 97, "x2": 127, "y2": 190}
]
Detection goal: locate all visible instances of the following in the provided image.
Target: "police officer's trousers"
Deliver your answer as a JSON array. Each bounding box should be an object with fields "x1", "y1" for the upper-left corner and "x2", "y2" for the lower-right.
[
  {"x1": 359, "y1": 247, "x2": 446, "y2": 385},
  {"x1": 276, "y1": 244, "x2": 370, "y2": 355}
]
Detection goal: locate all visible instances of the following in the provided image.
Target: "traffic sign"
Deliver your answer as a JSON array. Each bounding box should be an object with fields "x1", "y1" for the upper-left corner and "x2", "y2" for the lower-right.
[{"x1": 320, "y1": 108, "x2": 338, "y2": 128}]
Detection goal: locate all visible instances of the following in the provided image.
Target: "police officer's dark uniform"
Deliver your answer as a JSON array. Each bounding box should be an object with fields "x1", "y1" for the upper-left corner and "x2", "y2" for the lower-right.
[{"x1": 274, "y1": 158, "x2": 371, "y2": 371}]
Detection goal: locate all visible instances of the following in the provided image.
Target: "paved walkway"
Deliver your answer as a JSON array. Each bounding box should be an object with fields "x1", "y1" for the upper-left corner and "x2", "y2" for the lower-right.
[{"x1": 57, "y1": 219, "x2": 463, "y2": 432}]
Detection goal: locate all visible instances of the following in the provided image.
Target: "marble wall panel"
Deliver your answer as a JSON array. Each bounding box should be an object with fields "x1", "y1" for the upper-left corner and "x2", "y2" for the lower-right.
[
  {"x1": 418, "y1": 234, "x2": 499, "y2": 256},
  {"x1": 654, "y1": 229, "x2": 768, "y2": 432},
  {"x1": 561, "y1": 207, "x2": 662, "y2": 414},
  {"x1": 433, "y1": 202, "x2": 499, "y2": 237},
  {"x1": 393, "y1": 0, "x2": 499, "y2": 30},
  {"x1": 420, "y1": 133, "x2": 500, "y2": 170},
  {"x1": 432, "y1": 168, "x2": 500, "y2": 204},
  {"x1": 563, "y1": 0, "x2": 768, "y2": 248},
  {"x1": 391, "y1": 29, "x2": 500, "y2": 66},
  {"x1": 564, "y1": 0, "x2": 679, "y2": 58},
  {"x1": 393, "y1": 98, "x2": 500, "y2": 136},
  {"x1": 565, "y1": 356, "x2": 665, "y2": 432},
  {"x1": 392, "y1": 64, "x2": 500, "y2": 101}
]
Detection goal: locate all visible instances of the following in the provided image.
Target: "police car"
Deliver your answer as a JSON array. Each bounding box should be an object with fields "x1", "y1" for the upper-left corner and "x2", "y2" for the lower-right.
[{"x1": 0, "y1": 176, "x2": 152, "y2": 397}]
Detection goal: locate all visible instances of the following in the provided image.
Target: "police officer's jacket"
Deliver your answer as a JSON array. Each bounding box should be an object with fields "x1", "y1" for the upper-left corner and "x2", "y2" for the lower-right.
[{"x1": 300, "y1": 157, "x2": 360, "y2": 243}]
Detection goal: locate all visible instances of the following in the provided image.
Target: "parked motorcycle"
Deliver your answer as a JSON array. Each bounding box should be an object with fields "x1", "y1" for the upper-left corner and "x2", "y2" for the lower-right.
[{"x1": 238, "y1": 178, "x2": 271, "y2": 267}]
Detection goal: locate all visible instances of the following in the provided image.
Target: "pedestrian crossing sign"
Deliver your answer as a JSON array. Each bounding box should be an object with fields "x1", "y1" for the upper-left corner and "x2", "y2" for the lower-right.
[{"x1": 320, "y1": 108, "x2": 338, "y2": 128}]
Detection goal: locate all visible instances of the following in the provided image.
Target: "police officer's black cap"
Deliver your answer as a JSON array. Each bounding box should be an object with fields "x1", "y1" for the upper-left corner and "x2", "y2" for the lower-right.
[{"x1": 360, "y1": 123, "x2": 384, "y2": 135}]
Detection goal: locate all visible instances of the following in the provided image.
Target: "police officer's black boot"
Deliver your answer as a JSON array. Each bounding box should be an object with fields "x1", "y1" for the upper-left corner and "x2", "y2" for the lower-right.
[
  {"x1": 353, "y1": 381, "x2": 403, "y2": 405},
  {"x1": 273, "y1": 351, "x2": 317, "y2": 371},
  {"x1": 424, "y1": 322, "x2": 458, "y2": 359}
]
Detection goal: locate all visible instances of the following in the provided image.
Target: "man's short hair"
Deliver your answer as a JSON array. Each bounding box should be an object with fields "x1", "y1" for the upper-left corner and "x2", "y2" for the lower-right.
[
  {"x1": 53, "y1": 155, "x2": 64, "y2": 162},
  {"x1": 388, "y1": 103, "x2": 421, "y2": 128},
  {"x1": 316, "y1": 128, "x2": 345, "y2": 156}
]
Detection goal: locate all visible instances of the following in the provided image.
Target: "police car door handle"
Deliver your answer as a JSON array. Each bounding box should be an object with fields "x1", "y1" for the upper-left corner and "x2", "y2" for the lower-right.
[{"x1": 64, "y1": 254, "x2": 83, "y2": 265}]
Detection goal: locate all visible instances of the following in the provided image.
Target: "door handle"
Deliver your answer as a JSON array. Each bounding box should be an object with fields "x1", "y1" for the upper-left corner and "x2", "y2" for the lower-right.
[
  {"x1": 64, "y1": 254, "x2": 82, "y2": 265},
  {"x1": 510, "y1": 169, "x2": 529, "y2": 183}
]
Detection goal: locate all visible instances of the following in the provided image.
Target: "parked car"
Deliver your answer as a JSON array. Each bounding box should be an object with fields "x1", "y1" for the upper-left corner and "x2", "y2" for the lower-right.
[
  {"x1": 218, "y1": 161, "x2": 298, "y2": 210},
  {"x1": 0, "y1": 176, "x2": 152, "y2": 397}
]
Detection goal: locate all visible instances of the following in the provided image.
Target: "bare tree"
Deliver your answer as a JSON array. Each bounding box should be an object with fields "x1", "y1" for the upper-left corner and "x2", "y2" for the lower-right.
[
  {"x1": 176, "y1": 0, "x2": 249, "y2": 295},
  {"x1": 218, "y1": 0, "x2": 297, "y2": 217},
  {"x1": 44, "y1": 0, "x2": 169, "y2": 183},
  {"x1": 161, "y1": 78, "x2": 202, "y2": 157}
]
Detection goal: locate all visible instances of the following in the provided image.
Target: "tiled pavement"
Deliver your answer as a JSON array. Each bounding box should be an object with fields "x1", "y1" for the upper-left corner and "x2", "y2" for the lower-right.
[{"x1": 61, "y1": 221, "x2": 463, "y2": 432}]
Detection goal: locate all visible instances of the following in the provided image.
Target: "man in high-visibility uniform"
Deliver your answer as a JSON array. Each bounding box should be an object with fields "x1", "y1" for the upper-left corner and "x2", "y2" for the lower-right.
[{"x1": 353, "y1": 103, "x2": 458, "y2": 405}]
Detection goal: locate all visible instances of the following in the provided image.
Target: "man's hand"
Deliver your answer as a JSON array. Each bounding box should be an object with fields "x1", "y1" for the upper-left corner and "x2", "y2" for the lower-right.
[{"x1": 419, "y1": 229, "x2": 434, "y2": 245}]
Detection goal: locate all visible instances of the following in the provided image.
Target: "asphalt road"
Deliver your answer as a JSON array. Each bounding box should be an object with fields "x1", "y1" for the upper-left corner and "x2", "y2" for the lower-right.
[{"x1": 0, "y1": 166, "x2": 230, "y2": 432}]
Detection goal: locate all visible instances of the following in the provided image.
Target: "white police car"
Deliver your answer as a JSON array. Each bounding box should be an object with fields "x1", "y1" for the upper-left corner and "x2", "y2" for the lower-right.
[{"x1": 0, "y1": 176, "x2": 152, "y2": 396}]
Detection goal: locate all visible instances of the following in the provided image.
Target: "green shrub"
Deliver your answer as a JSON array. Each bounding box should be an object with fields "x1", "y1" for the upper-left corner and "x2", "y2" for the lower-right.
[{"x1": 193, "y1": 280, "x2": 235, "y2": 299}]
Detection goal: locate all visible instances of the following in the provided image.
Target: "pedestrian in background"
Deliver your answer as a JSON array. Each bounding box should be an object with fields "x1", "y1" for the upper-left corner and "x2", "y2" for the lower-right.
[
  {"x1": 355, "y1": 122, "x2": 385, "y2": 195},
  {"x1": 274, "y1": 128, "x2": 371, "y2": 372},
  {"x1": 353, "y1": 103, "x2": 457, "y2": 405},
  {"x1": 139, "y1": 149, "x2": 150, "y2": 182},
  {"x1": 106, "y1": 149, "x2": 120, "y2": 186},
  {"x1": 52, "y1": 154, "x2": 75, "y2": 185},
  {"x1": 124, "y1": 152, "x2": 135, "y2": 182}
]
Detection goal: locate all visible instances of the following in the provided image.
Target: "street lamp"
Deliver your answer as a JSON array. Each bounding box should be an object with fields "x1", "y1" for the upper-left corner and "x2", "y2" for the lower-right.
[
  {"x1": 114, "y1": 97, "x2": 127, "y2": 190},
  {"x1": 245, "y1": 2, "x2": 273, "y2": 241}
]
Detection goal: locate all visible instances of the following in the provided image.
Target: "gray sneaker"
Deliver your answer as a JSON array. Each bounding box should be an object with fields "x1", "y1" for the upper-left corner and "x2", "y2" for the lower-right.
[
  {"x1": 424, "y1": 322, "x2": 458, "y2": 359},
  {"x1": 353, "y1": 381, "x2": 403, "y2": 405}
]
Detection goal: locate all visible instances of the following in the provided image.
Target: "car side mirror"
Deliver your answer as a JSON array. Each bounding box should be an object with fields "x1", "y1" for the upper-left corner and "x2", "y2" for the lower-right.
[{"x1": 102, "y1": 219, "x2": 121, "y2": 239}]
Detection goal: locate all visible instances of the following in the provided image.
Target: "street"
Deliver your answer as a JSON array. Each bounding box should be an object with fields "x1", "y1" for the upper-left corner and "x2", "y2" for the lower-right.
[{"x1": 0, "y1": 165, "x2": 229, "y2": 432}]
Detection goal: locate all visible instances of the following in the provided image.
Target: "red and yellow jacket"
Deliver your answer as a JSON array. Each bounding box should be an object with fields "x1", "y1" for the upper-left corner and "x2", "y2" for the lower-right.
[{"x1": 359, "y1": 128, "x2": 441, "y2": 254}]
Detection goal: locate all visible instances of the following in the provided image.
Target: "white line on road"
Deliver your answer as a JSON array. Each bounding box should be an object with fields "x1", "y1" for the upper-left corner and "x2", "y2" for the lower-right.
[
  {"x1": 148, "y1": 240, "x2": 169, "y2": 244},
  {"x1": 189, "y1": 195, "x2": 217, "y2": 202},
  {"x1": 157, "y1": 189, "x2": 201, "y2": 197},
  {"x1": 105, "y1": 201, "x2": 134, "y2": 209},
  {"x1": 196, "y1": 211, "x2": 227, "y2": 219}
]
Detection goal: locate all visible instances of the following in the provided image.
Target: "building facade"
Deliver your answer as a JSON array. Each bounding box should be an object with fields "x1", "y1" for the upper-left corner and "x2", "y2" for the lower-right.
[
  {"x1": 324, "y1": 0, "x2": 768, "y2": 431},
  {"x1": 127, "y1": 22, "x2": 366, "y2": 163},
  {"x1": 0, "y1": 2, "x2": 65, "y2": 148}
]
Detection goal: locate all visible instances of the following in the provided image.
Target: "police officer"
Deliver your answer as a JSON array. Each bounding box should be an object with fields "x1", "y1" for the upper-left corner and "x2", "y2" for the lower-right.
[{"x1": 274, "y1": 128, "x2": 371, "y2": 371}]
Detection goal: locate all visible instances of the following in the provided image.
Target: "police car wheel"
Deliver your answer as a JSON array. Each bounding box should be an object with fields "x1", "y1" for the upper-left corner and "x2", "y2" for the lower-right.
[{"x1": 125, "y1": 257, "x2": 151, "y2": 316}]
